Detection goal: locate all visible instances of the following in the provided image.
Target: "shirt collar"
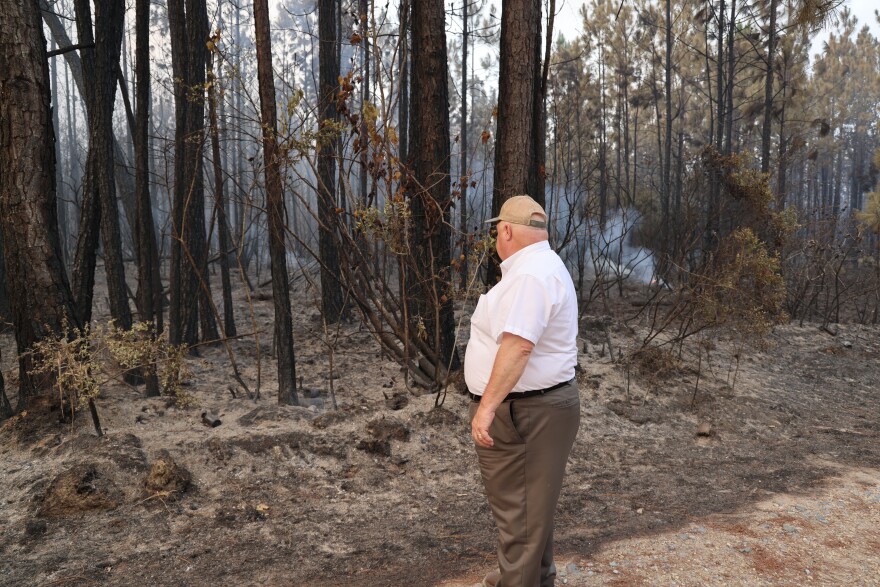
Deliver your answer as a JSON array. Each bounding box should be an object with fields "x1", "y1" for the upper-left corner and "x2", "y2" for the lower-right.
[{"x1": 499, "y1": 240, "x2": 551, "y2": 276}]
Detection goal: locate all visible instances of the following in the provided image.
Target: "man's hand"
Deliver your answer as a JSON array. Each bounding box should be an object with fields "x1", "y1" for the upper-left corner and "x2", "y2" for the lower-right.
[
  {"x1": 471, "y1": 404, "x2": 495, "y2": 448},
  {"x1": 470, "y1": 333, "x2": 534, "y2": 449}
]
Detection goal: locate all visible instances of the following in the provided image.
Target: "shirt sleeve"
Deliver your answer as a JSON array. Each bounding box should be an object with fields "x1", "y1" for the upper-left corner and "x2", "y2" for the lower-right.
[{"x1": 495, "y1": 274, "x2": 553, "y2": 345}]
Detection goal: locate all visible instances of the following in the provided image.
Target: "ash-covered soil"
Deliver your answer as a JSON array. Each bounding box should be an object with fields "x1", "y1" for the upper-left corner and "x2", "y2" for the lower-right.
[{"x1": 1, "y1": 284, "x2": 879, "y2": 587}]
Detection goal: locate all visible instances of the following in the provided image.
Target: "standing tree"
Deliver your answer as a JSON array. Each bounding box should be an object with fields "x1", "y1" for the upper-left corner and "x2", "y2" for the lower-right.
[
  {"x1": 207, "y1": 38, "x2": 237, "y2": 338},
  {"x1": 409, "y1": 0, "x2": 458, "y2": 371},
  {"x1": 358, "y1": 0, "x2": 370, "y2": 206},
  {"x1": 398, "y1": 0, "x2": 409, "y2": 165},
  {"x1": 39, "y1": 1, "x2": 153, "y2": 289},
  {"x1": 492, "y1": 0, "x2": 543, "y2": 206},
  {"x1": 70, "y1": 0, "x2": 132, "y2": 329},
  {"x1": 0, "y1": 0, "x2": 80, "y2": 408},
  {"x1": 134, "y1": 0, "x2": 161, "y2": 396},
  {"x1": 661, "y1": 0, "x2": 673, "y2": 273},
  {"x1": 186, "y1": 0, "x2": 219, "y2": 344},
  {"x1": 317, "y1": 0, "x2": 346, "y2": 322},
  {"x1": 458, "y1": 0, "x2": 470, "y2": 288},
  {"x1": 254, "y1": 0, "x2": 299, "y2": 405},
  {"x1": 167, "y1": 0, "x2": 219, "y2": 346},
  {"x1": 488, "y1": 0, "x2": 544, "y2": 283},
  {"x1": 760, "y1": 0, "x2": 779, "y2": 174}
]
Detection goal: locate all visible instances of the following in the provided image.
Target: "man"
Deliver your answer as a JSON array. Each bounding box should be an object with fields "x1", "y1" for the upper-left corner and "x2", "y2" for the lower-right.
[{"x1": 465, "y1": 195, "x2": 580, "y2": 587}]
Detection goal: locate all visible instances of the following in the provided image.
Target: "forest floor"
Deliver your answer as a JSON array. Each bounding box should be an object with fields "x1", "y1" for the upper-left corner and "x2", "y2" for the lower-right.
[{"x1": 1, "y1": 274, "x2": 879, "y2": 587}]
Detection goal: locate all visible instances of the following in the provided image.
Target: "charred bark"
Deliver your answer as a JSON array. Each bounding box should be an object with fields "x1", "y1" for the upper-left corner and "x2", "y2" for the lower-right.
[
  {"x1": 492, "y1": 0, "x2": 542, "y2": 206},
  {"x1": 318, "y1": 0, "x2": 346, "y2": 323},
  {"x1": 409, "y1": 0, "x2": 458, "y2": 372},
  {"x1": 207, "y1": 48, "x2": 236, "y2": 338},
  {"x1": 39, "y1": 1, "x2": 148, "y2": 285},
  {"x1": 489, "y1": 0, "x2": 543, "y2": 283},
  {"x1": 186, "y1": 0, "x2": 219, "y2": 344},
  {"x1": 135, "y1": 0, "x2": 161, "y2": 396},
  {"x1": 458, "y1": 0, "x2": 469, "y2": 288},
  {"x1": 167, "y1": 0, "x2": 218, "y2": 346},
  {"x1": 254, "y1": 0, "x2": 299, "y2": 405},
  {"x1": 0, "y1": 0, "x2": 80, "y2": 406},
  {"x1": 761, "y1": 0, "x2": 778, "y2": 174},
  {"x1": 70, "y1": 0, "x2": 132, "y2": 330}
]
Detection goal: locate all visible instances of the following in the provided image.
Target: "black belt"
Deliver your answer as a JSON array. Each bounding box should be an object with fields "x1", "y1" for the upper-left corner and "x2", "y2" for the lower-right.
[{"x1": 468, "y1": 378, "x2": 573, "y2": 403}]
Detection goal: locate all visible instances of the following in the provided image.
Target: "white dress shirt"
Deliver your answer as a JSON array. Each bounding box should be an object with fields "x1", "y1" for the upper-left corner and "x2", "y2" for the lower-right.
[{"x1": 464, "y1": 240, "x2": 578, "y2": 395}]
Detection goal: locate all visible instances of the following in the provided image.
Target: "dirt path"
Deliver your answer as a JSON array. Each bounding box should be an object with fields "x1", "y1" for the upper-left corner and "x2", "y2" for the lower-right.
[
  {"x1": 1, "y1": 315, "x2": 879, "y2": 587},
  {"x1": 443, "y1": 466, "x2": 880, "y2": 586}
]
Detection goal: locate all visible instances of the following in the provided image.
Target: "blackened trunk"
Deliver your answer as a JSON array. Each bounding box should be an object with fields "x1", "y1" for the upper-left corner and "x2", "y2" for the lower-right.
[
  {"x1": 707, "y1": 0, "x2": 725, "y2": 251},
  {"x1": 359, "y1": 0, "x2": 370, "y2": 206},
  {"x1": 662, "y1": 0, "x2": 673, "y2": 271},
  {"x1": 409, "y1": 0, "x2": 458, "y2": 372},
  {"x1": 186, "y1": 0, "x2": 219, "y2": 344},
  {"x1": 398, "y1": 0, "x2": 409, "y2": 165},
  {"x1": 0, "y1": 0, "x2": 80, "y2": 406},
  {"x1": 40, "y1": 1, "x2": 148, "y2": 285},
  {"x1": 167, "y1": 0, "x2": 189, "y2": 345},
  {"x1": 459, "y1": 0, "x2": 469, "y2": 288},
  {"x1": 724, "y1": 0, "x2": 736, "y2": 155},
  {"x1": 96, "y1": 0, "x2": 131, "y2": 330},
  {"x1": 490, "y1": 0, "x2": 542, "y2": 283},
  {"x1": 207, "y1": 49, "x2": 237, "y2": 338},
  {"x1": 135, "y1": 0, "x2": 161, "y2": 396},
  {"x1": 254, "y1": 0, "x2": 299, "y2": 405},
  {"x1": 70, "y1": 0, "x2": 131, "y2": 330},
  {"x1": 318, "y1": 0, "x2": 345, "y2": 323},
  {"x1": 599, "y1": 47, "x2": 608, "y2": 228},
  {"x1": 168, "y1": 0, "x2": 218, "y2": 345},
  {"x1": 493, "y1": 0, "x2": 541, "y2": 206},
  {"x1": 50, "y1": 37, "x2": 69, "y2": 274},
  {"x1": 761, "y1": 0, "x2": 778, "y2": 174},
  {"x1": 70, "y1": 0, "x2": 99, "y2": 325},
  {"x1": 527, "y1": 0, "x2": 546, "y2": 205}
]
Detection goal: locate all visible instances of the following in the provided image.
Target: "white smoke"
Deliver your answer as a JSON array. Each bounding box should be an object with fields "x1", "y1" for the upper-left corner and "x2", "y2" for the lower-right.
[{"x1": 558, "y1": 208, "x2": 658, "y2": 286}]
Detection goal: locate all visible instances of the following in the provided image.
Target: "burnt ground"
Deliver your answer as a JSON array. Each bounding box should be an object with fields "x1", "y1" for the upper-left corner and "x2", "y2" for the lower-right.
[{"x1": 1, "y1": 281, "x2": 879, "y2": 586}]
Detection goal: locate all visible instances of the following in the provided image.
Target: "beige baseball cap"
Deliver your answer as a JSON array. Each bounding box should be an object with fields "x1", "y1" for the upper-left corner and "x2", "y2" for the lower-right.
[{"x1": 485, "y1": 195, "x2": 547, "y2": 228}]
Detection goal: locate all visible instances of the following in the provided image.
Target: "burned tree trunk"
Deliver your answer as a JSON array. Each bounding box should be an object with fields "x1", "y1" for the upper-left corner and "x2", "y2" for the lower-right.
[
  {"x1": 186, "y1": 0, "x2": 219, "y2": 344},
  {"x1": 167, "y1": 0, "x2": 189, "y2": 345},
  {"x1": 317, "y1": 0, "x2": 346, "y2": 323},
  {"x1": 167, "y1": 0, "x2": 218, "y2": 346},
  {"x1": 458, "y1": 0, "x2": 469, "y2": 288},
  {"x1": 207, "y1": 47, "x2": 236, "y2": 338},
  {"x1": 134, "y1": 0, "x2": 161, "y2": 396},
  {"x1": 761, "y1": 0, "x2": 778, "y2": 174},
  {"x1": 409, "y1": 0, "x2": 458, "y2": 372},
  {"x1": 254, "y1": 0, "x2": 299, "y2": 405},
  {"x1": 39, "y1": 0, "x2": 151, "y2": 291},
  {"x1": 0, "y1": 0, "x2": 80, "y2": 407},
  {"x1": 488, "y1": 0, "x2": 543, "y2": 283},
  {"x1": 492, "y1": 0, "x2": 542, "y2": 206},
  {"x1": 71, "y1": 0, "x2": 132, "y2": 330}
]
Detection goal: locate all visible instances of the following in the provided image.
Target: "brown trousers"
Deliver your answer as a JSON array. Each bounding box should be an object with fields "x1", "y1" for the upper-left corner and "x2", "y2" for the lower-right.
[{"x1": 470, "y1": 382, "x2": 580, "y2": 587}]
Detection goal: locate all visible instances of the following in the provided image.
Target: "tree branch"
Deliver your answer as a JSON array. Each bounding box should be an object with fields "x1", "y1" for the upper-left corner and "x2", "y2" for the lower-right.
[{"x1": 46, "y1": 42, "x2": 93, "y2": 58}]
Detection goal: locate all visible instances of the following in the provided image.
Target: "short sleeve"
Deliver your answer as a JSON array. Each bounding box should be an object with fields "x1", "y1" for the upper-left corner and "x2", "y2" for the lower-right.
[{"x1": 494, "y1": 274, "x2": 552, "y2": 344}]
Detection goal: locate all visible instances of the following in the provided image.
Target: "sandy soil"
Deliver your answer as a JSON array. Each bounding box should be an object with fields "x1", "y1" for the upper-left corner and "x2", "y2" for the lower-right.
[{"x1": 1, "y1": 278, "x2": 879, "y2": 587}]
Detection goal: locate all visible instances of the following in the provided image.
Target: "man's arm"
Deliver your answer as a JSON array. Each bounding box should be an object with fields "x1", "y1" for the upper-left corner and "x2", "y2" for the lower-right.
[{"x1": 471, "y1": 332, "x2": 535, "y2": 448}]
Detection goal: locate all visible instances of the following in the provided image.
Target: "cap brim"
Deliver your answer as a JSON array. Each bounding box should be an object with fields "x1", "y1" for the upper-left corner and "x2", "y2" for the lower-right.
[{"x1": 484, "y1": 217, "x2": 547, "y2": 228}]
